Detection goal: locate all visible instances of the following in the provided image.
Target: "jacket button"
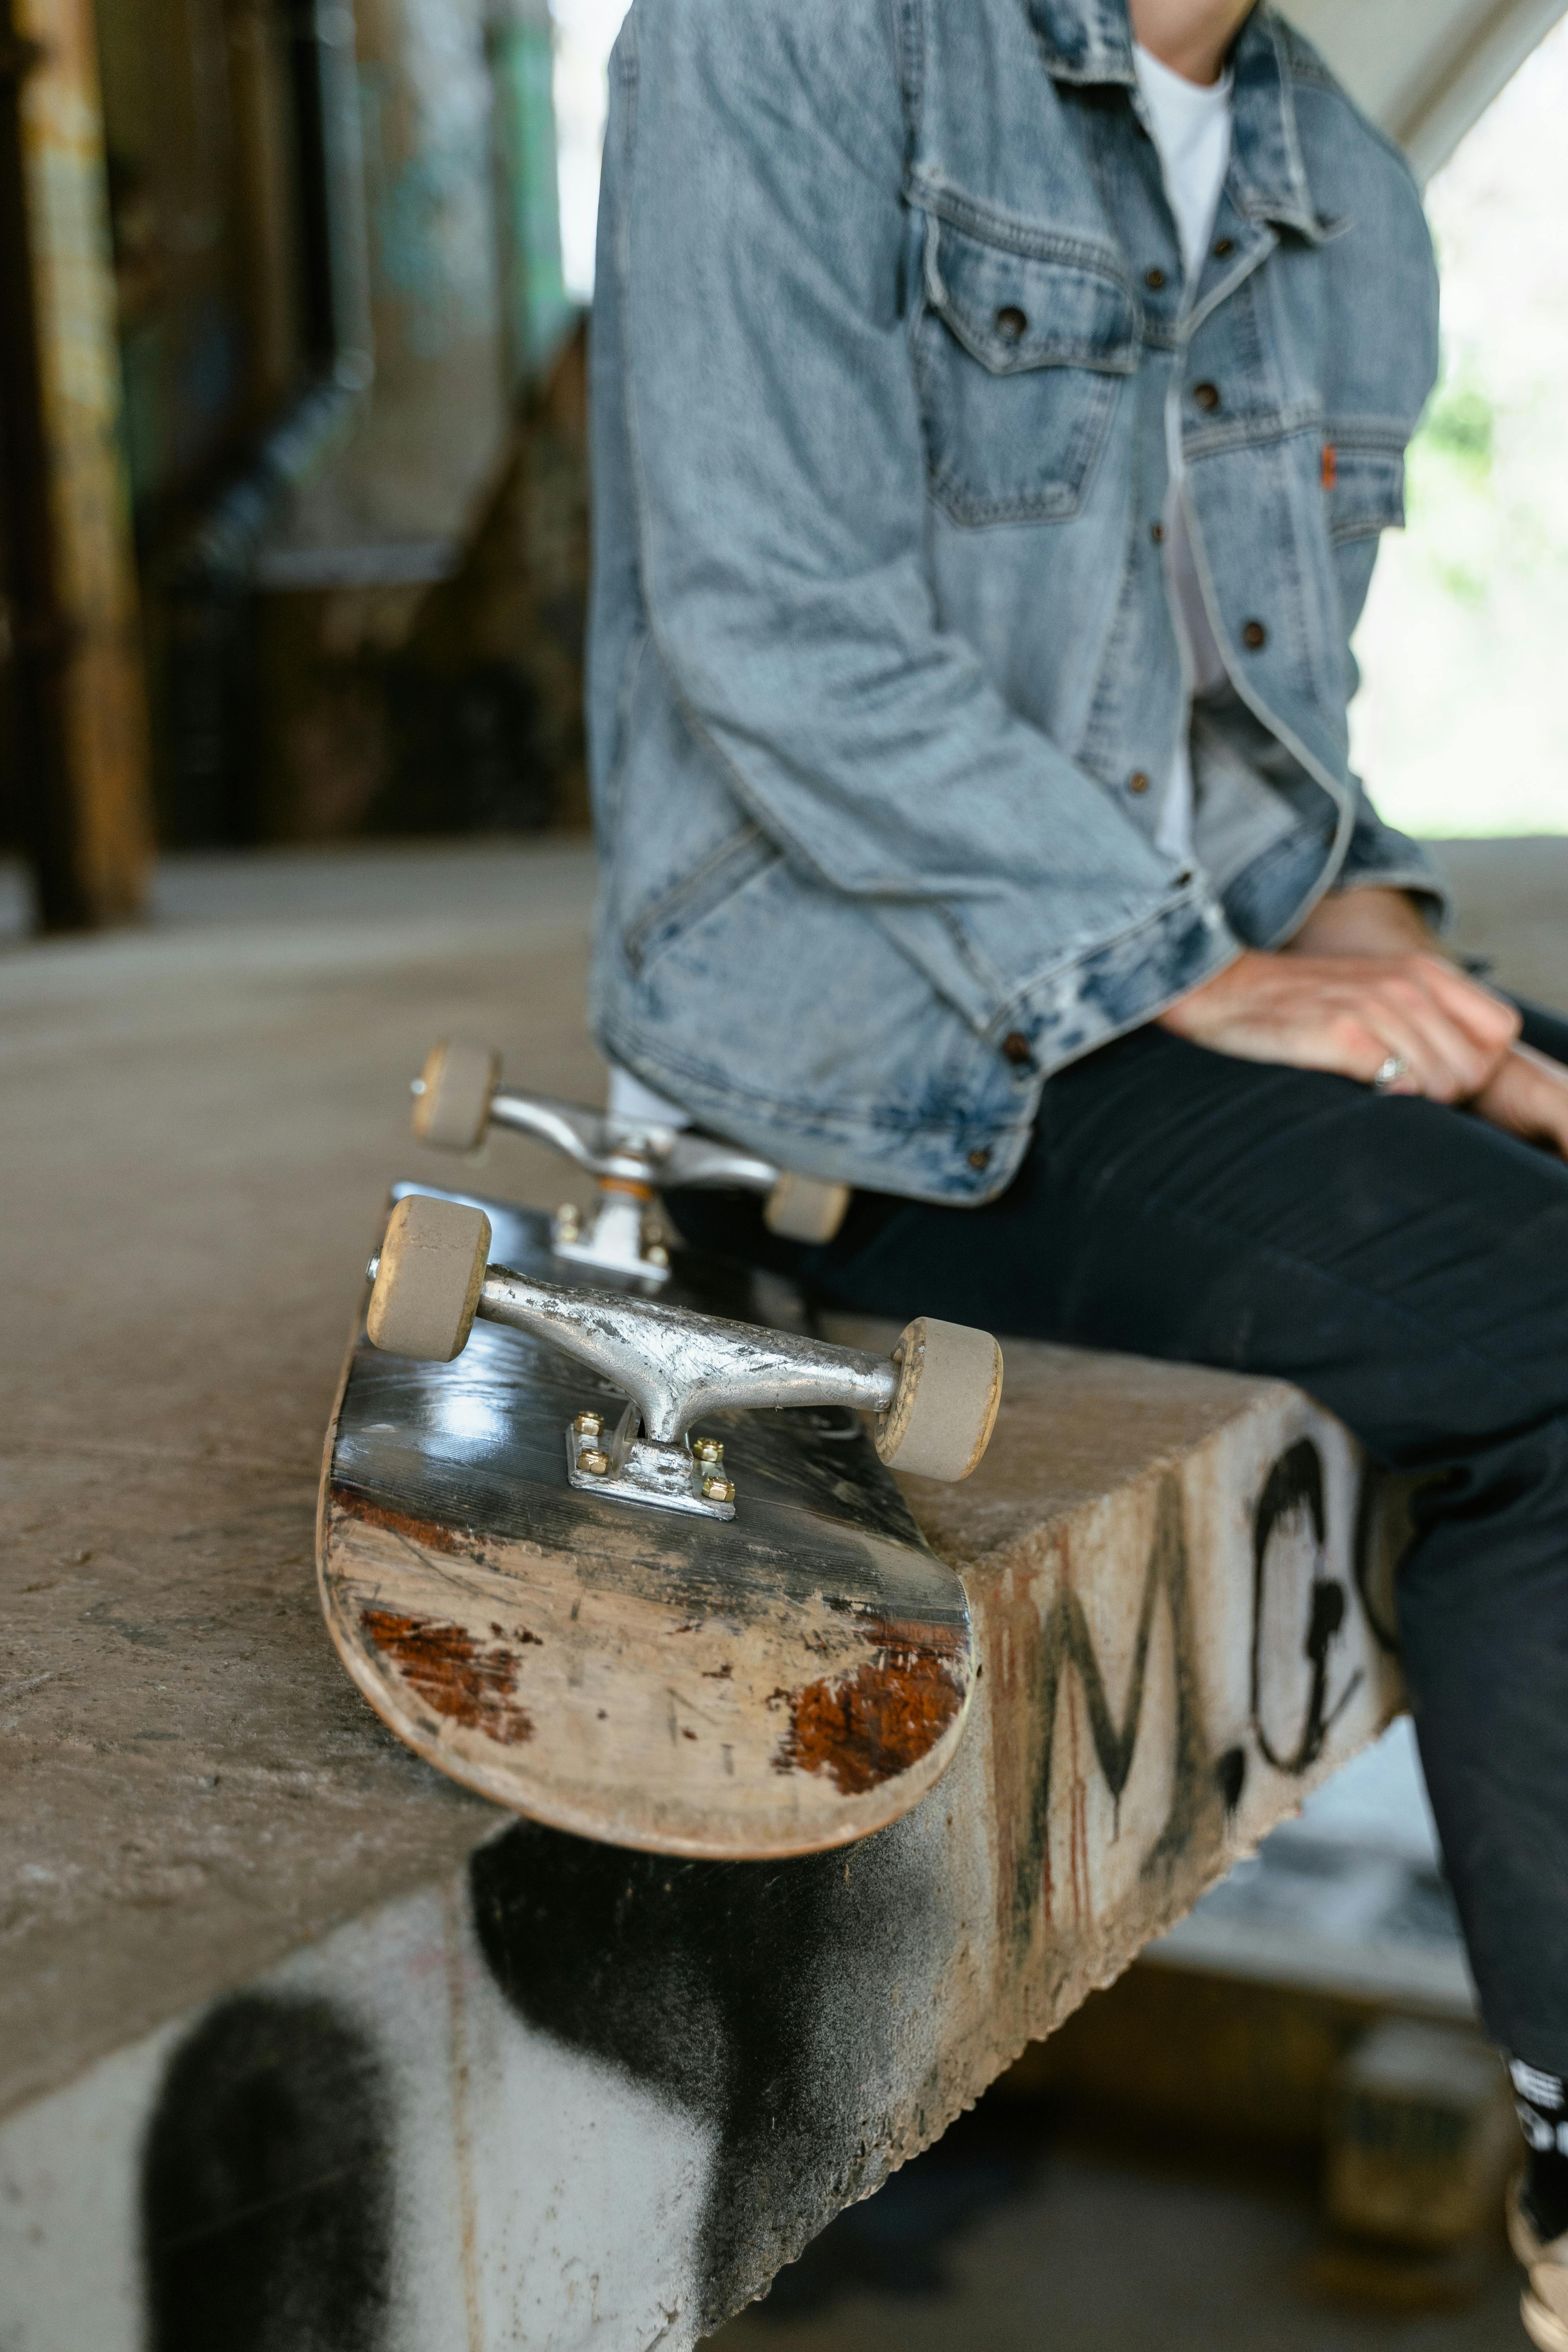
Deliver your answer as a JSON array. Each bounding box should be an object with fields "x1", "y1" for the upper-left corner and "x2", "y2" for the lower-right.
[
  {"x1": 1128, "y1": 770, "x2": 1151, "y2": 795},
  {"x1": 968, "y1": 1147, "x2": 992, "y2": 1171},
  {"x1": 1213, "y1": 236, "x2": 1235, "y2": 258},
  {"x1": 1193, "y1": 381, "x2": 1221, "y2": 412},
  {"x1": 1150, "y1": 521, "x2": 1165, "y2": 544},
  {"x1": 1144, "y1": 266, "x2": 1166, "y2": 290},
  {"x1": 1001, "y1": 1031, "x2": 1032, "y2": 1065},
  {"x1": 1241, "y1": 619, "x2": 1267, "y2": 650},
  {"x1": 995, "y1": 305, "x2": 1027, "y2": 343}
]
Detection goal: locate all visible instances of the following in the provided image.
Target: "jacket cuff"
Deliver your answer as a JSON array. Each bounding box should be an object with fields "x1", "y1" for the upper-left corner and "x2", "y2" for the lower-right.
[
  {"x1": 1333, "y1": 815, "x2": 1452, "y2": 932},
  {"x1": 995, "y1": 887, "x2": 1240, "y2": 1080}
]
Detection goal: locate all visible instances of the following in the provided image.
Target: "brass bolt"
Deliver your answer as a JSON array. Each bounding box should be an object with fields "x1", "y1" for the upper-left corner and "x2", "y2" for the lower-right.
[
  {"x1": 645, "y1": 1242, "x2": 670, "y2": 1269},
  {"x1": 702, "y1": 1475, "x2": 735, "y2": 1504},
  {"x1": 573, "y1": 1410, "x2": 604, "y2": 1437},
  {"x1": 556, "y1": 1202, "x2": 581, "y2": 1239},
  {"x1": 579, "y1": 1448, "x2": 610, "y2": 1476},
  {"x1": 692, "y1": 1437, "x2": 724, "y2": 1464}
]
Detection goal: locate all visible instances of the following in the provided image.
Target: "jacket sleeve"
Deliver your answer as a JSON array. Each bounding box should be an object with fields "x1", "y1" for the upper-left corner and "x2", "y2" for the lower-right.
[
  {"x1": 1333, "y1": 788, "x2": 1451, "y2": 925},
  {"x1": 604, "y1": 0, "x2": 1237, "y2": 1044}
]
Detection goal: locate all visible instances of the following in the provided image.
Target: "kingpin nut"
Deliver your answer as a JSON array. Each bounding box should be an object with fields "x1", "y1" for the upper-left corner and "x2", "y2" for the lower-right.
[
  {"x1": 692, "y1": 1437, "x2": 724, "y2": 1464},
  {"x1": 579, "y1": 1448, "x2": 611, "y2": 1477},
  {"x1": 703, "y1": 1475, "x2": 736, "y2": 1504},
  {"x1": 573, "y1": 1411, "x2": 604, "y2": 1438}
]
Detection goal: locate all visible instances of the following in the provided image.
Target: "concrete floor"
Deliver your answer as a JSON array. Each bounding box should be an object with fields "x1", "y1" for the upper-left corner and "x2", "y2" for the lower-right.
[
  {"x1": 4, "y1": 832, "x2": 1565, "y2": 2345},
  {"x1": 706, "y1": 2119, "x2": 1528, "y2": 2350}
]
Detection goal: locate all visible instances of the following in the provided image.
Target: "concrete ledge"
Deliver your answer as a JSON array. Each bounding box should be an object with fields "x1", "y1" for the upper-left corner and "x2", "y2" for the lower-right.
[
  {"x1": 2, "y1": 1325, "x2": 1401, "y2": 2346},
  {"x1": 0, "y1": 846, "x2": 1411, "y2": 2346}
]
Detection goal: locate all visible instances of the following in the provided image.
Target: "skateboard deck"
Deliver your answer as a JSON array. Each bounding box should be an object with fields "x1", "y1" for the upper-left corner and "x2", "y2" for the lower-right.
[{"x1": 318, "y1": 1181, "x2": 979, "y2": 1857}]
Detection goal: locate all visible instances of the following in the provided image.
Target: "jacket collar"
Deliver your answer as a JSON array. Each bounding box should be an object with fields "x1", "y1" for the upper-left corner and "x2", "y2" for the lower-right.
[{"x1": 1028, "y1": 0, "x2": 1336, "y2": 242}]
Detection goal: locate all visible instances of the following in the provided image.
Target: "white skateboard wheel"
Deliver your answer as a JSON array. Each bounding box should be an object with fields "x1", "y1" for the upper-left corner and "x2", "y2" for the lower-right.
[
  {"x1": 367, "y1": 1195, "x2": 492, "y2": 1361},
  {"x1": 763, "y1": 1172, "x2": 852, "y2": 1245},
  {"x1": 412, "y1": 1041, "x2": 499, "y2": 1152},
  {"x1": 875, "y1": 1316, "x2": 1003, "y2": 1483}
]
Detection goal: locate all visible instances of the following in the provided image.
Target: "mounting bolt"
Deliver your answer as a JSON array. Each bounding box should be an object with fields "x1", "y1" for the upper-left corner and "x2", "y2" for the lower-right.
[
  {"x1": 692, "y1": 1437, "x2": 724, "y2": 1464},
  {"x1": 579, "y1": 1448, "x2": 611, "y2": 1476},
  {"x1": 645, "y1": 1242, "x2": 670, "y2": 1269},
  {"x1": 573, "y1": 1411, "x2": 604, "y2": 1438},
  {"x1": 556, "y1": 1203, "x2": 582, "y2": 1240},
  {"x1": 702, "y1": 1475, "x2": 735, "y2": 1504},
  {"x1": 365, "y1": 1252, "x2": 381, "y2": 1283}
]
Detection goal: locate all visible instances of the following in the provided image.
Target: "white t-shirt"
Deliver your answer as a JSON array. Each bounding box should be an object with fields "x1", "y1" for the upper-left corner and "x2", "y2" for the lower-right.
[
  {"x1": 606, "y1": 1062, "x2": 692, "y2": 1131},
  {"x1": 611, "y1": 53, "x2": 1234, "y2": 1127},
  {"x1": 1131, "y1": 41, "x2": 1234, "y2": 865}
]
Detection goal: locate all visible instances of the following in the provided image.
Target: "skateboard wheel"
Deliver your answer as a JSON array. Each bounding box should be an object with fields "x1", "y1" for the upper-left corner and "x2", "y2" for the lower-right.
[
  {"x1": 763, "y1": 1172, "x2": 852, "y2": 1245},
  {"x1": 875, "y1": 1316, "x2": 1002, "y2": 1483},
  {"x1": 367, "y1": 1195, "x2": 492, "y2": 1361},
  {"x1": 412, "y1": 1041, "x2": 499, "y2": 1152}
]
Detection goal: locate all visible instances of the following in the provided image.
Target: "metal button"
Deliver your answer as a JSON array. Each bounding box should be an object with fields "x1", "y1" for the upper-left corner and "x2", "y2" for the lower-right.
[
  {"x1": 1150, "y1": 521, "x2": 1165, "y2": 544},
  {"x1": 995, "y1": 305, "x2": 1028, "y2": 343},
  {"x1": 1193, "y1": 381, "x2": 1221, "y2": 412},
  {"x1": 1144, "y1": 267, "x2": 1166, "y2": 290},
  {"x1": 1128, "y1": 770, "x2": 1151, "y2": 795},
  {"x1": 1001, "y1": 1031, "x2": 1032, "y2": 1066},
  {"x1": 1241, "y1": 619, "x2": 1267, "y2": 650},
  {"x1": 967, "y1": 1147, "x2": 992, "y2": 1171},
  {"x1": 1213, "y1": 236, "x2": 1235, "y2": 258}
]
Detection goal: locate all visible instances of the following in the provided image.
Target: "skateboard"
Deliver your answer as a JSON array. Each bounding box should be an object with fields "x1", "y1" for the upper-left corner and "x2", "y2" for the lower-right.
[{"x1": 317, "y1": 1044, "x2": 1003, "y2": 1858}]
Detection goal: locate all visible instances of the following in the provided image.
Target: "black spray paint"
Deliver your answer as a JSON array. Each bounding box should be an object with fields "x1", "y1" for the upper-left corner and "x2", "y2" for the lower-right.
[
  {"x1": 141, "y1": 1994, "x2": 392, "y2": 2352},
  {"x1": 1250, "y1": 1439, "x2": 1359, "y2": 1774},
  {"x1": 470, "y1": 1809, "x2": 946, "y2": 2331}
]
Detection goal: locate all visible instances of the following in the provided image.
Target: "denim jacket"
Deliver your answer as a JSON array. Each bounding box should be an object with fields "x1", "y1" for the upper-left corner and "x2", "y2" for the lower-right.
[{"x1": 587, "y1": 0, "x2": 1445, "y2": 1203}]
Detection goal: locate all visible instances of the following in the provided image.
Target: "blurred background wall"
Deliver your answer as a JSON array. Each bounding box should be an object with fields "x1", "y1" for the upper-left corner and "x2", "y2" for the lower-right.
[{"x1": 0, "y1": 0, "x2": 1563, "y2": 930}]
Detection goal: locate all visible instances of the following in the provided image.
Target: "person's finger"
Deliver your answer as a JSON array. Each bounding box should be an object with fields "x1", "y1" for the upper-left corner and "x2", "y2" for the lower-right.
[
  {"x1": 1359, "y1": 972, "x2": 1500, "y2": 1101},
  {"x1": 1320, "y1": 982, "x2": 1467, "y2": 1098},
  {"x1": 1413, "y1": 956, "x2": 1522, "y2": 1070},
  {"x1": 1307, "y1": 1007, "x2": 1423, "y2": 1087},
  {"x1": 1481, "y1": 1045, "x2": 1568, "y2": 1160}
]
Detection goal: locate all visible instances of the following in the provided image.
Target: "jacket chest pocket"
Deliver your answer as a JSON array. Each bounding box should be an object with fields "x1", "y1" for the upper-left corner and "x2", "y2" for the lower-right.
[{"x1": 913, "y1": 209, "x2": 1138, "y2": 528}]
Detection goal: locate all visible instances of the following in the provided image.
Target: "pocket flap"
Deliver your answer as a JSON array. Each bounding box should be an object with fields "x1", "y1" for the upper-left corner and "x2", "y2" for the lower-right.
[
  {"x1": 924, "y1": 215, "x2": 1138, "y2": 378},
  {"x1": 1325, "y1": 440, "x2": 1406, "y2": 541}
]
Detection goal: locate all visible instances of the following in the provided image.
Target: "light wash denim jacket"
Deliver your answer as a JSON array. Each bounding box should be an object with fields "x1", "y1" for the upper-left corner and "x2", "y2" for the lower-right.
[{"x1": 587, "y1": 0, "x2": 1445, "y2": 1203}]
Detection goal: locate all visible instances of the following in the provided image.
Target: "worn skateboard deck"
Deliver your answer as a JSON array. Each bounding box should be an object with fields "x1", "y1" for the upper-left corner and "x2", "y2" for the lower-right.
[{"x1": 318, "y1": 1183, "x2": 976, "y2": 1857}]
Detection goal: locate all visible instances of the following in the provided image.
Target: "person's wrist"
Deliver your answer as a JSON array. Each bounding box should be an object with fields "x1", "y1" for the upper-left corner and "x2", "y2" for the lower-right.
[{"x1": 1287, "y1": 887, "x2": 1439, "y2": 961}]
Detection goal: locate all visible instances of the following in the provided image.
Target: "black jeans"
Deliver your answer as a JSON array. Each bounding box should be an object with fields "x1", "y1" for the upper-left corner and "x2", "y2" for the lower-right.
[{"x1": 671, "y1": 1001, "x2": 1568, "y2": 2072}]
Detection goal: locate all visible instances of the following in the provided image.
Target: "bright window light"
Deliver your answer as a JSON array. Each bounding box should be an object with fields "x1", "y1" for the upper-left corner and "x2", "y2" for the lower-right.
[
  {"x1": 1352, "y1": 20, "x2": 1568, "y2": 836},
  {"x1": 552, "y1": 0, "x2": 633, "y2": 300}
]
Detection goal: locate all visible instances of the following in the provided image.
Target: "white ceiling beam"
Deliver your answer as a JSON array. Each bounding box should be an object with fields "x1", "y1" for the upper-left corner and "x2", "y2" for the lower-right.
[{"x1": 1280, "y1": 0, "x2": 1568, "y2": 180}]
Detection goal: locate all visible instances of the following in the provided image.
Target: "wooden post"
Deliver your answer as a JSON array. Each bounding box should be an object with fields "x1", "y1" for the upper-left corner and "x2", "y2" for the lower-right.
[{"x1": 0, "y1": 0, "x2": 152, "y2": 929}]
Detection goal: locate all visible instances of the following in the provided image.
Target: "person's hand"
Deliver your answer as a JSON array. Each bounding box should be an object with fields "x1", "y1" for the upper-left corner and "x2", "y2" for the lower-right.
[
  {"x1": 1157, "y1": 947, "x2": 1521, "y2": 1103},
  {"x1": 1474, "y1": 1043, "x2": 1568, "y2": 1159}
]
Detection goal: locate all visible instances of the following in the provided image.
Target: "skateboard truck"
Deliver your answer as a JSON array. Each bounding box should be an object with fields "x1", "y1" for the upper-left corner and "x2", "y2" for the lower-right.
[
  {"x1": 366, "y1": 1194, "x2": 1003, "y2": 1520},
  {"x1": 408, "y1": 1041, "x2": 851, "y2": 1287}
]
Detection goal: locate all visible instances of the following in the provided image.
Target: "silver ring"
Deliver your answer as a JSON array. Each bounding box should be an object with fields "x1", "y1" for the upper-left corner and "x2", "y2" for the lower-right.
[{"x1": 1372, "y1": 1053, "x2": 1408, "y2": 1093}]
